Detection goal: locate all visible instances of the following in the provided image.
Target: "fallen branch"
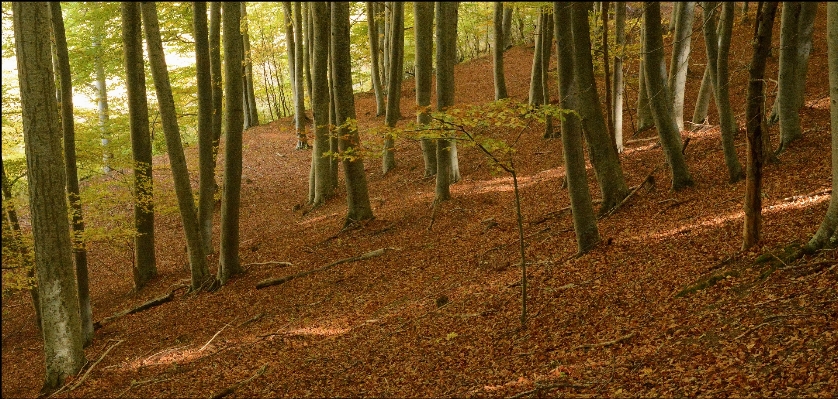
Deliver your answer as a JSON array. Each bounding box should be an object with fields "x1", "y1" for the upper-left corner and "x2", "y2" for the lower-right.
[
  {"x1": 531, "y1": 200, "x2": 603, "y2": 225},
  {"x1": 624, "y1": 136, "x2": 659, "y2": 145},
  {"x1": 50, "y1": 339, "x2": 124, "y2": 397},
  {"x1": 244, "y1": 261, "x2": 293, "y2": 268},
  {"x1": 94, "y1": 285, "x2": 186, "y2": 330},
  {"x1": 209, "y1": 363, "x2": 269, "y2": 399},
  {"x1": 601, "y1": 167, "x2": 659, "y2": 218},
  {"x1": 200, "y1": 322, "x2": 232, "y2": 351},
  {"x1": 574, "y1": 332, "x2": 636, "y2": 350},
  {"x1": 256, "y1": 248, "x2": 391, "y2": 289}
]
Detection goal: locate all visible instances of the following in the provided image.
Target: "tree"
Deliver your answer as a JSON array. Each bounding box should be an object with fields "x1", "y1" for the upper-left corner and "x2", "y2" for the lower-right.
[
  {"x1": 493, "y1": 2, "x2": 508, "y2": 100},
  {"x1": 643, "y1": 1, "x2": 694, "y2": 190},
  {"x1": 293, "y1": 2, "x2": 309, "y2": 150},
  {"x1": 218, "y1": 2, "x2": 245, "y2": 284},
  {"x1": 122, "y1": 2, "x2": 157, "y2": 290},
  {"x1": 434, "y1": 1, "x2": 461, "y2": 202},
  {"x1": 636, "y1": 27, "x2": 655, "y2": 133},
  {"x1": 668, "y1": 2, "x2": 695, "y2": 131},
  {"x1": 367, "y1": 2, "x2": 385, "y2": 116},
  {"x1": 195, "y1": 1, "x2": 215, "y2": 256},
  {"x1": 13, "y1": 2, "x2": 87, "y2": 390},
  {"x1": 415, "y1": 2, "x2": 437, "y2": 177},
  {"x1": 612, "y1": 1, "x2": 626, "y2": 152},
  {"x1": 502, "y1": 3, "x2": 513, "y2": 50},
  {"x1": 241, "y1": 2, "x2": 259, "y2": 129},
  {"x1": 92, "y1": 37, "x2": 112, "y2": 174},
  {"x1": 806, "y1": 1, "x2": 838, "y2": 251},
  {"x1": 382, "y1": 1, "x2": 404, "y2": 175},
  {"x1": 209, "y1": 2, "x2": 223, "y2": 169},
  {"x1": 703, "y1": 1, "x2": 744, "y2": 183},
  {"x1": 50, "y1": 1, "x2": 92, "y2": 347},
  {"x1": 332, "y1": 1, "x2": 374, "y2": 226},
  {"x1": 743, "y1": 2, "x2": 779, "y2": 249},
  {"x1": 141, "y1": 2, "x2": 213, "y2": 292},
  {"x1": 307, "y1": 2, "x2": 334, "y2": 208},
  {"x1": 554, "y1": 2, "x2": 600, "y2": 253},
  {"x1": 774, "y1": 2, "x2": 818, "y2": 154},
  {"x1": 570, "y1": 2, "x2": 629, "y2": 212}
]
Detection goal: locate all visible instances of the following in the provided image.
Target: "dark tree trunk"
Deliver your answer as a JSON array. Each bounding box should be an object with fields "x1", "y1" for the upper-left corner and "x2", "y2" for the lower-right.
[
  {"x1": 195, "y1": 1, "x2": 215, "y2": 256},
  {"x1": 293, "y1": 2, "x2": 309, "y2": 150},
  {"x1": 209, "y1": 2, "x2": 223, "y2": 169},
  {"x1": 308, "y1": 2, "x2": 334, "y2": 207},
  {"x1": 367, "y1": 2, "x2": 385, "y2": 116},
  {"x1": 502, "y1": 4, "x2": 513, "y2": 50},
  {"x1": 241, "y1": 3, "x2": 259, "y2": 128},
  {"x1": 382, "y1": 1, "x2": 404, "y2": 175},
  {"x1": 434, "y1": 1, "x2": 460, "y2": 202},
  {"x1": 415, "y1": 2, "x2": 437, "y2": 177},
  {"x1": 636, "y1": 26, "x2": 655, "y2": 133},
  {"x1": 493, "y1": 2, "x2": 508, "y2": 100}
]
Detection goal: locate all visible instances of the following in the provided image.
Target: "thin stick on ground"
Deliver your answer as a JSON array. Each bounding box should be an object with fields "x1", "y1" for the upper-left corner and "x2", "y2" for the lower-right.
[
  {"x1": 209, "y1": 363, "x2": 269, "y2": 399},
  {"x1": 200, "y1": 322, "x2": 232, "y2": 351},
  {"x1": 255, "y1": 248, "x2": 392, "y2": 289},
  {"x1": 94, "y1": 285, "x2": 187, "y2": 330},
  {"x1": 49, "y1": 339, "x2": 124, "y2": 397},
  {"x1": 602, "y1": 166, "x2": 660, "y2": 218},
  {"x1": 243, "y1": 261, "x2": 293, "y2": 268}
]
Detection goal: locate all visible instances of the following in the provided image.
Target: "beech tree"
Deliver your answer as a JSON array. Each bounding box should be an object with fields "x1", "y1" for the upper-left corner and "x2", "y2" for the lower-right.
[
  {"x1": 218, "y1": 2, "x2": 245, "y2": 284},
  {"x1": 636, "y1": 27, "x2": 654, "y2": 133},
  {"x1": 382, "y1": 1, "x2": 404, "y2": 175},
  {"x1": 196, "y1": 1, "x2": 215, "y2": 255},
  {"x1": 554, "y1": 2, "x2": 600, "y2": 253},
  {"x1": 743, "y1": 1, "x2": 779, "y2": 249},
  {"x1": 643, "y1": 1, "x2": 694, "y2": 190},
  {"x1": 332, "y1": 1, "x2": 374, "y2": 226},
  {"x1": 14, "y1": 2, "x2": 87, "y2": 390},
  {"x1": 209, "y1": 2, "x2": 223, "y2": 167},
  {"x1": 292, "y1": 2, "x2": 309, "y2": 150},
  {"x1": 415, "y1": 2, "x2": 437, "y2": 177},
  {"x1": 241, "y1": 2, "x2": 259, "y2": 129},
  {"x1": 307, "y1": 2, "x2": 333, "y2": 208},
  {"x1": 612, "y1": 1, "x2": 626, "y2": 152},
  {"x1": 122, "y1": 2, "x2": 157, "y2": 290},
  {"x1": 434, "y1": 1, "x2": 461, "y2": 202},
  {"x1": 367, "y1": 2, "x2": 385, "y2": 116},
  {"x1": 493, "y1": 2, "x2": 508, "y2": 100},
  {"x1": 806, "y1": 1, "x2": 838, "y2": 251},
  {"x1": 50, "y1": 1, "x2": 93, "y2": 347},
  {"x1": 668, "y1": 1, "x2": 695, "y2": 131},
  {"x1": 141, "y1": 2, "x2": 212, "y2": 291}
]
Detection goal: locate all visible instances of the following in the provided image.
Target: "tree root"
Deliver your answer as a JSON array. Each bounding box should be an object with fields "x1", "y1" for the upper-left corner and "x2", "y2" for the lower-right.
[
  {"x1": 93, "y1": 285, "x2": 187, "y2": 330},
  {"x1": 256, "y1": 248, "x2": 392, "y2": 289},
  {"x1": 209, "y1": 363, "x2": 269, "y2": 399}
]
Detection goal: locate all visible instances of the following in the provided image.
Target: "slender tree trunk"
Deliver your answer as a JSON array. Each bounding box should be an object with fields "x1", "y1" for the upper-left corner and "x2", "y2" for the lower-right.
[
  {"x1": 415, "y1": 2, "x2": 437, "y2": 177},
  {"x1": 528, "y1": 8, "x2": 546, "y2": 107},
  {"x1": 293, "y1": 2, "x2": 309, "y2": 150},
  {"x1": 142, "y1": 2, "x2": 212, "y2": 292},
  {"x1": 367, "y1": 2, "x2": 385, "y2": 116},
  {"x1": 241, "y1": 3, "x2": 259, "y2": 128},
  {"x1": 541, "y1": 9, "x2": 555, "y2": 138},
  {"x1": 303, "y1": 2, "x2": 314, "y2": 109},
  {"x1": 493, "y1": 2, "x2": 508, "y2": 100},
  {"x1": 602, "y1": 1, "x2": 612, "y2": 141},
  {"x1": 613, "y1": 2, "x2": 625, "y2": 152},
  {"x1": 643, "y1": 2, "x2": 694, "y2": 190},
  {"x1": 383, "y1": 2, "x2": 391, "y2": 93},
  {"x1": 570, "y1": 2, "x2": 629, "y2": 212},
  {"x1": 209, "y1": 2, "x2": 223, "y2": 171},
  {"x1": 308, "y1": 2, "x2": 333, "y2": 208},
  {"x1": 668, "y1": 2, "x2": 695, "y2": 131},
  {"x1": 554, "y1": 2, "x2": 600, "y2": 253},
  {"x1": 13, "y1": 3, "x2": 87, "y2": 390},
  {"x1": 743, "y1": 2, "x2": 779, "y2": 250},
  {"x1": 50, "y1": 1, "x2": 92, "y2": 347},
  {"x1": 196, "y1": 2, "x2": 215, "y2": 256},
  {"x1": 382, "y1": 1, "x2": 403, "y2": 175},
  {"x1": 636, "y1": 27, "x2": 655, "y2": 133},
  {"x1": 332, "y1": 2, "x2": 374, "y2": 226},
  {"x1": 775, "y1": 2, "x2": 817, "y2": 154},
  {"x1": 435, "y1": 1, "x2": 460, "y2": 202},
  {"x1": 282, "y1": 2, "x2": 297, "y2": 120},
  {"x1": 502, "y1": 4, "x2": 513, "y2": 50},
  {"x1": 122, "y1": 2, "x2": 157, "y2": 290},
  {"x1": 218, "y1": 2, "x2": 245, "y2": 284},
  {"x1": 92, "y1": 38, "x2": 112, "y2": 174},
  {"x1": 806, "y1": 2, "x2": 838, "y2": 251}
]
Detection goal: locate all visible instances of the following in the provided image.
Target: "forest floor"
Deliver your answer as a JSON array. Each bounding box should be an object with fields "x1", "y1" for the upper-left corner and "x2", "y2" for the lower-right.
[{"x1": 3, "y1": 4, "x2": 837, "y2": 398}]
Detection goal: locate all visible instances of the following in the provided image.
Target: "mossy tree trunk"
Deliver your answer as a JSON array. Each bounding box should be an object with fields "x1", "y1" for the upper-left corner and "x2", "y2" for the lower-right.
[{"x1": 415, "y1": 2, "x2": 437, "y2": 178}]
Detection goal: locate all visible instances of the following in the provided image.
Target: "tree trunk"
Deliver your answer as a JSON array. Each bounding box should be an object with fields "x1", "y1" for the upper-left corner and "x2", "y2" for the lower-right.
[
  {"x1": 775, "y1": 2, "x2": 817, "y2": 154},
  {"x1": 541, "y1": 8, "x2": 555, "y2": 138},
  {"x1": 703, "y1": 1, "x2": 744, "y2": 183},
  {"x1": 303, "y1": 3, "x2": 314, "y2": 110},
  {"x1": 668, "y1": 2, "x2": 695, "y2": 131},
  {"x1": 92, "y1": 38, "x2": 112, "y2": 174},
  {"x1": 282, "y1": 2, "x2": 297, "y2": 120},
  {"x1": 415, "y1": 2, "x2": 437, "y2": 177},
  {"x1": 141, "y1": 2, "x2": 212, "y2": 292},
  {"x1": 643, "y1": 1, "x2": 694, "y2": 190},
  {"x1": 570, "y1": 2, "x2": 629, "y2": 212},
  {"x1": 209, "y1": 2, "x2": 223, "y2": 172},
  {"x1": 613, "y1": 1, "x2": 625, "y2": 152},
  {"x1": 195, "y1": 1, "x2": 215, "y2": 256},
  {"x1": 435, "y1": 1, "x2": 460, "y2": 203},
  {"x1": 367, "y1": 2, "x2": 385, "y2": 116},
  {"x1": 743, "y1": 2, "x2": 779, "y2": 250},
  {"x1": 636, "y1": 27, "x2": 655, "y2": 133},
  {"x1": 50, "y1": 1, "x2": 93, "y2": 348},
  {"x1": 554, "y1": 2, "x2": 601, "y2": 253},
  {"x1": 493, "y1": 2, "x2": 508, "y2": 100},
  {"x1": 241, "y1": 3, "x2": 259, "y2": 128},
  {"x1": 602, "y1": 1, "x2": 612, "y2": 142},
  {"x1": 308, "y1": 2, "x2": 334, "y2": 208},
  {"x1": 806, "y1": 2, "x2": 838, "y2": 251},
  {"x1": 502, "y1": 4, "x2": 513, "y2": 50},
  {"x1": 122, "y1": 2, "x2": 157, "y2": 290},
  {"x1": 528, "y1": 7, "x2": 547, "y2": 107},
  {"x1": 382, "y1": 1, "x2": 404, "y2": 175},
  {"x1": 13, "y1": 3, "x2": 87, "y2": 390},
  {"x1": 293, "y1": 2, "x2": 309, "y2": 150},
  {"x1": 332, "y1": 1, "x2": 374, "y2": 226},
  {"x1": 218, "y1": 2, "x2": 245, "y2": 284}
]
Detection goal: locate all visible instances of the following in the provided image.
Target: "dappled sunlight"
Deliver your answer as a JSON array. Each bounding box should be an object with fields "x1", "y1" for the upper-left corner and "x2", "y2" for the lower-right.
[
  {"x1": 285, "y1": 326, "x2": 351, "y2": 337},
  {"x1": 453, "y1": 167, "x2": 566, "y2": 195},
  {"x1": 621, "y1": 141, "x2": 660, "y2": 155}
]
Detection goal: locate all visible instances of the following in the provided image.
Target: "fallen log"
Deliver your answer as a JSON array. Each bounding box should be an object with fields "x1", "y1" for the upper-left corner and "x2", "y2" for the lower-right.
[
  {"x1": 93, "y1": 284, "x2": 186, "y2": 330},
  {"x1": 601, "y1": 166, "x2": 660, "y2": 218},
  {"x1": 256, "y1": 248, "x2": 391, "y2": 289}
]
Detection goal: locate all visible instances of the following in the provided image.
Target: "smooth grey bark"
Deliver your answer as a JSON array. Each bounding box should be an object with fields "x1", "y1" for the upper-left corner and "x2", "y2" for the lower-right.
[
  {"x1": 382, "y1": 1, "x2": 404, "y2": 175},
  {"x1": 209, "y1": 2, "x2": 223, "y2": 160},
  {"x1": 50, "y1": 1, "x2": 92, "y2": 348},
  {"x1": 528, "y1": 7, "x2": 548, "y2": 107},
  {"x1": 775, "y1": 2, "x2": 817, "y2": 153},
  {"x1": 308, "y1": 2, "x2": 333, "y2": 207},
  {"x1": 703, "y1": 1, "x2": 744, "y2": 183},
  {"x1": 806, "y1": 2, "x2": 838, "y2": 251},
  {"x1": 241, "y1": 3, "x2": 259, "y2": 129},
  {"x1": 328, "y1": 38, "x2": 340, "y2": 190},
  {"x1": 377, "y1": 2, "x2": 386, "y2": 88},
  {"x1": 383, "y1": 2, "x2": 391, "y2": 92},
  {"x1": 636, "y1": 27, "x2": 654, "y2": 133},
  {"x1": 667, "y1": 1, "x2": 695, "y2": 131},
  {"x1": 141, "y1": 2, "x2": 212, "y2": 292},
  {"x1": 13, "y1": 2, "x2": 87, "y2": 390},
  {"x1": 282, "y1": 2, "x2": 297, "y2": 118},
  {"x1": 435, "y1": 1, "x2": 461, "y2": 203},
  {"x1": 554, "y1": 2, "x2": 600, "y2": 253},
  {"x1": 92, "y1": 38, "x2": 111, "y2": 174},
  {"x1": 218, "y1": 2, "x2": 244, "y2": 284},
  {"x1": 542, "y1": 8, "x2": 555, "y2": 138},
  {"x1": 332, "y1": 1, "x2": 374, "y2": 226},
  {"x1": 293, "y1": 2, "x2": 309, "y2": 150},
  {"x1": 570, "y1": 2, "x2": 629, "y2": 212},
  {"x1": 613, "y1": 1, "x2": 625, "y2": 152},
  {"x1": 669, "y1": 1, "x2": 679, "y2": 32},
  {"x1": 643, "y1": 2, "x2": 694, "y2": 190},
  {"x1": 195, "y1": 1, "x2": 215, "y2": 256},
  {"x1": 122, "y1": 2, "x2": 157, "y2": 290},
  {"x1": 493, "y1": 2, "x2": 508, "y2": 100},
  {"x1": 367, "y1": 2, "x2": 385, "y2": 116},
  {"x1": 303, "y1": 2, "x2": 314, "y2": 108},
  {"x1": 743, "y1": 2, "x2": 778, "y2": 249},
  {"x1": 502, "y1": 4, "x2": 513, "y2": 50},
  {"x1": 692, "y1": 63, "x2": 713, "y2": 125},
  {"x1": 415, "y1": 2, "x2": 437, "y2": 177}
]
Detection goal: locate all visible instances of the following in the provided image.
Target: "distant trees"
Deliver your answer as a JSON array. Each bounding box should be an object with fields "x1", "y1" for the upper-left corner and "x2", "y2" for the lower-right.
[{"x1": 367, "y1": 2, "x2": 385, "y2": 116}]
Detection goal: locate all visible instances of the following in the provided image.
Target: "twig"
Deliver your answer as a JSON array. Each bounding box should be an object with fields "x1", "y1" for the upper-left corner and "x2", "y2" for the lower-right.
[
  {"x1": 209, "y1": 363, "x2": 269, "y2": 399},
  {"x1": 116, "y1": 377, "x2": 172, "y2": 398},
  {"x1": 428, "y1": 199, "x2": 439, "y2": 231},
  {"x1": 50, "y1": 340, "x2": 124, "y2": 397},
  {"x1": 94, "y1": 285, "x2": 186, "y2": 330},
  {"x1": 574, "y1": 332, "x2": 636, "y2": 350},
  {"x1": 256, "y1": 248, "x2": 392, "y2": 289},
  {"x1": 244, "y1": 261, "x2": 293, "y2": 268},
  {"x1": 601, "y1": 167, "x2": 659, "y2": 218},
  {"x1": 200, "y1": 323, "x2": 232, "y2": 352}
]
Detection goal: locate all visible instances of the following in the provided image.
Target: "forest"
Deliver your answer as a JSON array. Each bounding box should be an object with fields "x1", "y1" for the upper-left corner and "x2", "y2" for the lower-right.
[{"x1": 2, "y1": 1, "x2": 836, "y2": 398}]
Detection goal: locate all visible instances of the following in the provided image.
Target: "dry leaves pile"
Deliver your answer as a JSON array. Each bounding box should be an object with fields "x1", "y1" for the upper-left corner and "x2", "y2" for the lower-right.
[{"x1": 2, "y1": 5, "x2": 836, "y2": 398}]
